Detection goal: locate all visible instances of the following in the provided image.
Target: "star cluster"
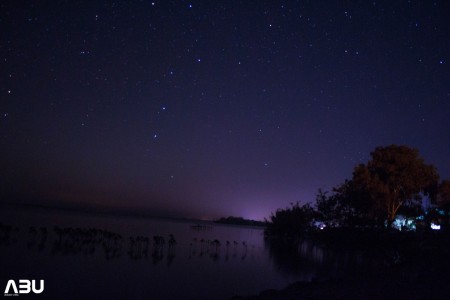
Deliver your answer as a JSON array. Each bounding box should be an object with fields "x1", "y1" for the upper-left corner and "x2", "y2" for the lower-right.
[{"x1": 1, "y1": 1, "x2": 449, "y2": 220}]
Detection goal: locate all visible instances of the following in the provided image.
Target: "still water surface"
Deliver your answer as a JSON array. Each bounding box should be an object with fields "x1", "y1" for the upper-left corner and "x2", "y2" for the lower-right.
[{"x1": 0, "y1": 206, "x2": 369, "y2": 299}]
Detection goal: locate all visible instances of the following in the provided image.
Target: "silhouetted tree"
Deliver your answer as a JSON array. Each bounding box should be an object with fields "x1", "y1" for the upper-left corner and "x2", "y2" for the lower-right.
[
  {"x1": 435, "y1": 180, "x2": 450, "y2": 230},
  {"x1": 268, "y1": 145, "x2": 441, "y2": 235},
  {"x1": 315, "y1": 189, "x2": 337, "y2": 227},
  {"x1": 438, "y1": 180, "x2": 450, "y2": 211},
  {"x1": 315, "y1": 179, "x2": 382, "y2": 228},
  {"x1": 315, "y1": 188, "x2": 349, "y2": 228},
  {"x1": 352, "y1": 145, "x2": 439, "y2": 226},
  {"x1": 265, "y1": 202, "x2": 315, "y2": 238}
]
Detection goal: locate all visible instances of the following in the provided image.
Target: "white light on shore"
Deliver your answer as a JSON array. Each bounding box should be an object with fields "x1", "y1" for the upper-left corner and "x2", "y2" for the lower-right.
[{"x1": 430, "y1": 223, "x2": 441, "y2": 230}]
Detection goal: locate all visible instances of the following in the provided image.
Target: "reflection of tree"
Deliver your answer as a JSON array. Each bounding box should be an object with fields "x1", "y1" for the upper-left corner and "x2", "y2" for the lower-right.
[
  {"x1": 151, "y1": 248, "x2": 164, "y2": 265},
  {"x1": 187, "y1": 237, "x2": 250, "y2": 263},
  {"x1": 265, "y1": 237, "x2": 381, "y2": 280},
  {"x1": 128, "y1": 236, "x2": 150, "y2": 260},
  {"x1": 0, "y1": 223, "x2": 18, "y2": 246},
  {"x1": 51, "y1": 227, "x2": 123, "y2": 260},
  {"x1": 3, "y1": 224, "x2": 185, "y2": 265},
  {"x1": 264, "y1": 238, "x2": 318, "y2": 276},
  {"x1": 210, "y1": 252, "x2": 220, "y2": 262},
  {"x1": 166, "y1": 252, "x2": 175, "y2": 266},
  {"x1": 27, "y1": 227, "x2": 47, "y2": 251}
]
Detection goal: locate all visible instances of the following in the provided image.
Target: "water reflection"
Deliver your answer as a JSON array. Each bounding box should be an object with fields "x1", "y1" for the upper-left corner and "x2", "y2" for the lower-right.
[
  {"x1": 0, "y1": 222, "x2": 19, "y2": 246},
  {"x1": 147, "y1": 235, "x2": 176, "y2": 265},
  {"x1": 0, "y1": 222, "x2": 184, "y2": 264},
  {"x1": 128, "y1": 236, "x2": 149, "y2": 259},
  {"x1": 264, "y1": 238, "x2": 319, "y2": 276},
  {"x1": 3, "y1": 219, "x2": 375, "y2": 283},
  {"x1": 0, "y1": 210, "x2": 389, "y2": 300},
  {"x1": 264, "y1": 237, "x2": 377, "y2": 280},
  {"x1": 188, "y1": 237, "x2": 253, "y2": 262},
  {"x1": 49, "y1": 227, "x2": 124, "y2": 260},
  {"x1": 1, "y1": 221, "x2": 263, "y2": 268},
  {"x1": 27, "y1": 227, "x2": 48, "y2": 251}
]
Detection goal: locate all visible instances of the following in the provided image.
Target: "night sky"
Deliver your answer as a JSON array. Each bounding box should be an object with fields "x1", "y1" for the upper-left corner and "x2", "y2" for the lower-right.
[{"x1": 1, "y1": 1, "x2": 449, "y2": 220}]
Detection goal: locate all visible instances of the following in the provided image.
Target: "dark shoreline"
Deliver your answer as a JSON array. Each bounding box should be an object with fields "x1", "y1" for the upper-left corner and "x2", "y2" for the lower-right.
[
  {"x1": 235, "y1": 230, "x2": 450, "y2": 299},
  {"x1": 233, "y1": 268, "x2": 449, "y2": 299}
]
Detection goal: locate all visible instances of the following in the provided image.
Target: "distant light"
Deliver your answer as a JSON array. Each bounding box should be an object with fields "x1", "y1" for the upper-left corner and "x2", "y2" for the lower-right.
[
  {"x1": 431, "y1": 223, "x2": 441, "y2": 230},
  {"x1": 312, "y1": 221, "x2": 326, "y2": 230},
  {"x1": 189, "y1": 4, "x2": 192, "y2": 8}
]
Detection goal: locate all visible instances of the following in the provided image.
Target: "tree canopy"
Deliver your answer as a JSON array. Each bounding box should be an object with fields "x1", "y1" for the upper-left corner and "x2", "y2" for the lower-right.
[
  {"x1": 438, "y1": 180, "x2": 450, "y2": 211},
  {"x1": 351, "y1": 145, "x2": 439, "y2": 224},
  {"x1": 266, "y1": 145, "x2": 444, "y2": 237},
  {"x1": 265, "y1": 202, "x2": 315, "y2": 237}
]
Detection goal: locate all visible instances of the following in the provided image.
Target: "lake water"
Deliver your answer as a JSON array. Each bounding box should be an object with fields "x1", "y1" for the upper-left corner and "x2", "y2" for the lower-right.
[{"x1": 0, "y1": 206, "x2": 373, "y2": 299}]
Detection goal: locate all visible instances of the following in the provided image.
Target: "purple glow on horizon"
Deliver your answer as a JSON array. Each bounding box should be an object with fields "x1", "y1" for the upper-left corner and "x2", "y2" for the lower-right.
[{"x1": 0, "y1": 1, "x2": 449, "y2": 220}]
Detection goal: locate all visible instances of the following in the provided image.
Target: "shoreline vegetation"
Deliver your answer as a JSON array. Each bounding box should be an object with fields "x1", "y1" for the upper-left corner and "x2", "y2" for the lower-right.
[
  {"x1": 2, "y1": 145, "x2": 450, "y2": 298},
  {"x1": 214, "y1": 216, "x2": 266, "y2": 227},
  {"x1": 235, "y1": 145, "x2": 450, "y2": 299}
]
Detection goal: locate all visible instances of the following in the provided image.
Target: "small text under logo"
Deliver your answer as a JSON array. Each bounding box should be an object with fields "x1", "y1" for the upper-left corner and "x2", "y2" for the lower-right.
[{"x1": 4, "y1": 280, "x2": 44, "y2": 297}]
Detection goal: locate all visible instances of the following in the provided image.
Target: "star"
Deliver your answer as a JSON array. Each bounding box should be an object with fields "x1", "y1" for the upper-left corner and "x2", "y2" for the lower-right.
[{"x1": 2, "y1": 0, "x2": 449, "y2": 232}]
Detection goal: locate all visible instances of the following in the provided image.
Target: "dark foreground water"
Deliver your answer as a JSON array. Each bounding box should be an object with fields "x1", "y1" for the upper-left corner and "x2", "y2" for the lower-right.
[{"x1": 0, "y1": 206, "x2": 374, "y2": 299}]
